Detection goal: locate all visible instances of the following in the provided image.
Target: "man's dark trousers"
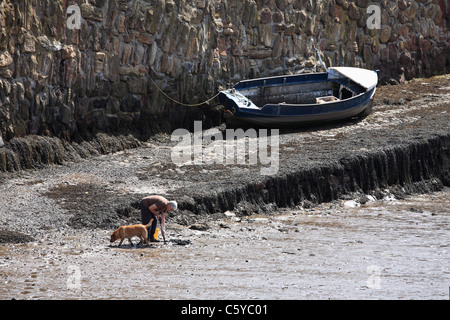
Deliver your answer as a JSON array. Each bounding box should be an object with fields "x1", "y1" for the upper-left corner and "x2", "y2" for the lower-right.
[{"x1": 140, "y1": 201, "x2": 157, "y2": 240}]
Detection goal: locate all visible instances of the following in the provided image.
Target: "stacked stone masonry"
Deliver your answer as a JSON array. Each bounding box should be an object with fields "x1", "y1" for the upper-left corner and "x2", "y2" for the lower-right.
[{"x1": 0, "y1": 0, "x2": 448, "y2": 142}]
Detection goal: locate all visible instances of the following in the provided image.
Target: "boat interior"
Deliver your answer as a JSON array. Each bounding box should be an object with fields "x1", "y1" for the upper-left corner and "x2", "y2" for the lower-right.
[{"x1": 235, "y1": 77, "x2": 366, "y2": 108}]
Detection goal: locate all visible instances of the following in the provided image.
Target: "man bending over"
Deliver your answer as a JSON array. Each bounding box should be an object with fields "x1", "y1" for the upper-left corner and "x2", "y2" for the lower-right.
[{"x1": 140, "y1": 195, "x2": 177, "y2": 242}]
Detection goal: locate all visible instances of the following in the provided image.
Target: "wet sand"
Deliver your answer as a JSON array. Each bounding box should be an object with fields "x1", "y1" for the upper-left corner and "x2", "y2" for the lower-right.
[{"x1": 0, "y1": 189, "x2": 448, "y2": 300}]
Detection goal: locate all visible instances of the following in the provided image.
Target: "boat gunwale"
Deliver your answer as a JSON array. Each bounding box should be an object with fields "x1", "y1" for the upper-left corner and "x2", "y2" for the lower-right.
[{"x1": 234, "y1": 72, "x2": 329, "y2": 91}]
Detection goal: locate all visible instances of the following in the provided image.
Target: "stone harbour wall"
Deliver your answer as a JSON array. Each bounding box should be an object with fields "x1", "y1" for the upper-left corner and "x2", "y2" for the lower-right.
[{"x1": 0, "y1": 0, "x2": 448, "y2": 143}]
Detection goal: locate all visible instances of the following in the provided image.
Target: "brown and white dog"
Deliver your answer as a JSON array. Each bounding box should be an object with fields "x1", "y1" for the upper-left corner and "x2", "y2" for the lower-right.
[{"x1": 110, "y1": 219, "x2": 153, "y2": 246}]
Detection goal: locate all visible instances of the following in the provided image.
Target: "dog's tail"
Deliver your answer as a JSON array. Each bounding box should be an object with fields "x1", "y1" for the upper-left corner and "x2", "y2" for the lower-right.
[{"x1": 144, "y1": 218, "x2": 154, "y2": 229}]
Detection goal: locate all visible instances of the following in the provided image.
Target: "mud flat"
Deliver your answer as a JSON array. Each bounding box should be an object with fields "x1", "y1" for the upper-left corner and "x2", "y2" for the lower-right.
[
  {"x1": 0, "y1": 189, "x2": 448, "y2": 300},
  {"x1": 0, "y1": 75, "x2": 449, "y2": 299}
]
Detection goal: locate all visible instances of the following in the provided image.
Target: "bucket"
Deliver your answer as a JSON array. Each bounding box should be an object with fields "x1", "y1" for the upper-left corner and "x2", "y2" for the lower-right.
[{"x1": 154, "y1": 228, "x2": 159, "y2": 240}]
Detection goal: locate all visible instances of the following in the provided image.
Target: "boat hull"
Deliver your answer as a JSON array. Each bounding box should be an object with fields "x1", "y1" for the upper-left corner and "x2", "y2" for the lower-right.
[{"x1": 221, "y1": 87, "x2": 375, "y2": 128}]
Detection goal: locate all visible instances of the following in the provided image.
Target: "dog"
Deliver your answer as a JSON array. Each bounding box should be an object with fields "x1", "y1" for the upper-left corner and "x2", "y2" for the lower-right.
[{"x1": 110, "y1": 219, "x2": 153, "y2": 247}]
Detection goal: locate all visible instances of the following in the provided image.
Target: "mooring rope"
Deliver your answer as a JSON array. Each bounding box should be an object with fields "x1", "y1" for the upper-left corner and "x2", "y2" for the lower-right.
[{"x1": 147, "y1": 71, "x2": 221, "y2": 107}]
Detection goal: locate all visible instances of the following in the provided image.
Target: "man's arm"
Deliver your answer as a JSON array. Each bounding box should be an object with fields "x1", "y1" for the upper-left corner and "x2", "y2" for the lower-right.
[
  {"x1": 149, "y1": 204, "x2": 160, "y2": 219},
  {"x1": 149, "y1": 204, "x2": 167, "y2": 234},
  {"x1": 160, "y1": 210, "x2": 167, "y2": 235}
]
